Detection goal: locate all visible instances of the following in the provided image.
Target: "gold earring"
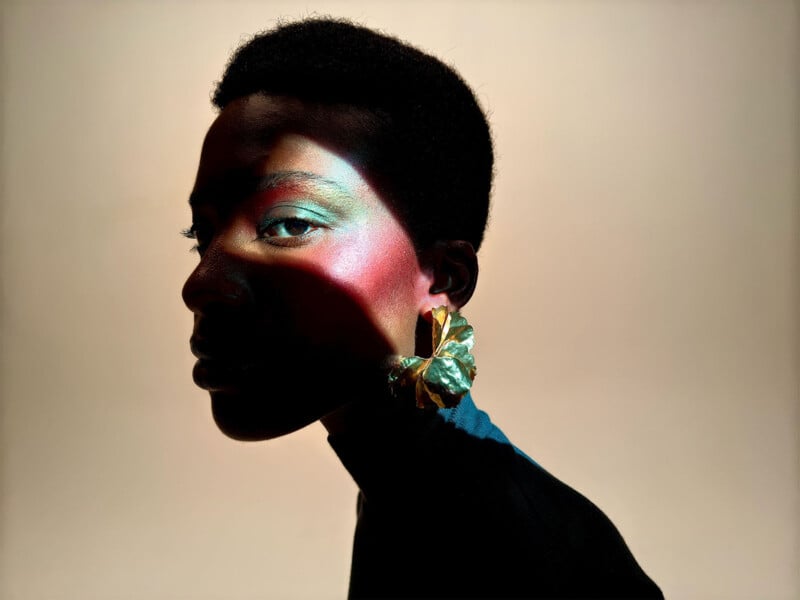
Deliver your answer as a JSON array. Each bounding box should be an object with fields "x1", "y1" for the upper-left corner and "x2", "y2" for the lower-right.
[{"x1": 387, "y1": 306, "x2": 476, "y2": 409}]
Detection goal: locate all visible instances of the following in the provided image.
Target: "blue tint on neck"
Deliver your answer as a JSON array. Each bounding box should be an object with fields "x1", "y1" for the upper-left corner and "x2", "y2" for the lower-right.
[{"x1": 437, "y1": 393, "x2": 540, "y2": 467}]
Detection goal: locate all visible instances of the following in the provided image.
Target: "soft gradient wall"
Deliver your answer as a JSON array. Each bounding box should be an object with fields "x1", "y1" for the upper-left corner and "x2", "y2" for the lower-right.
[{"x1": 1, "y1": 1, "x2": 797, "y2": 599}]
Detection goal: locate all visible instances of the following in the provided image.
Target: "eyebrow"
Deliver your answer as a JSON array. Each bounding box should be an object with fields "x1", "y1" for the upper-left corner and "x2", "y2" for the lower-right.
[{"x1": 188, "y1": 170, "x2": 356, "y2": 208}]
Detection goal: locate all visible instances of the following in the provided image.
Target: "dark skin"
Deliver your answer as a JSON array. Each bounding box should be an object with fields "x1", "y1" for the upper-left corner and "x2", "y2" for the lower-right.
[{"x1": 181, "y1": 93, "x2": 478, "y2": 440}]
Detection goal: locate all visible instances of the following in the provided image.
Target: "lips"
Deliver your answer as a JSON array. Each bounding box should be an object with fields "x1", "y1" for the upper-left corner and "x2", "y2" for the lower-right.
[
  {"x1": 190, "y1": 336, "x2": 241, "y2": 361},
  {"x1": 189, "y1": 328, "x2": 267, "y2": 391},
  {"x1": 187, "y1": 313, "x2": 381, "y2": 397},
  {"x1": 192, "y1": 357, "x2": 258, "y2": 392}
]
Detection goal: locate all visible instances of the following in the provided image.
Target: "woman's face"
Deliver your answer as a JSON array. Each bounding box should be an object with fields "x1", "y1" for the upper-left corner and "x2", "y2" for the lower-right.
[{"x1": 181, "y1": 94, "x2": 444, "y2": 440}]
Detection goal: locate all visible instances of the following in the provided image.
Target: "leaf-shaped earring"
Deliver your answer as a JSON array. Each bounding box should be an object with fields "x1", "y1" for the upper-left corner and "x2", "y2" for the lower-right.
[{"x1": 387, "y1": 306, "x2": 477, "y2": 409}]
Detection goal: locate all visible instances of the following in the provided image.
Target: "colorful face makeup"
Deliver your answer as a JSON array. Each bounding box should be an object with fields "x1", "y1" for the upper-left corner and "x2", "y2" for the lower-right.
[{"x1": 181, "y1": 94, "x2": 443, "y2": 440}]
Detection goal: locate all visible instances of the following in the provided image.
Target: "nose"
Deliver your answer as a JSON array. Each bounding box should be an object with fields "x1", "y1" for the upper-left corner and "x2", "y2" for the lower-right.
[{"x1": 181, "y1": 241, "x2": 255, "y2": 316}]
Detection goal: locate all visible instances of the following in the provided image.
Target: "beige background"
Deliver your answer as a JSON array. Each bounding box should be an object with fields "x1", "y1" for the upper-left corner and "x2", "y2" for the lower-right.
[{"x1": 1, "y1": 1, "x2": 798, "y2": 599}]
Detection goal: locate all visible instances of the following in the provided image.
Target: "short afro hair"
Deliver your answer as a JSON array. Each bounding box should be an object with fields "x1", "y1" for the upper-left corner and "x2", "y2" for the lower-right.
[{"x1": 213, "y1": 17, "x2": 494, "y2": 251}]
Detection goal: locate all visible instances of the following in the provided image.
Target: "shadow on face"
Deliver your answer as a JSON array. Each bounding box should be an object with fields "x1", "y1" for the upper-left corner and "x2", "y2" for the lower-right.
[
  {"x1": 181, "y1": 94, "x2": 442, "y2": 440},
  {"x1": 189, "y1": 264, "x2": 396, "y2": 441}
]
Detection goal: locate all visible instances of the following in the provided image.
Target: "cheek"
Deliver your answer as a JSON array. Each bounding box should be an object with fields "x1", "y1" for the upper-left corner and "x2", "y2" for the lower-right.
[{"x1": 328, "y1": 225, "x2": 426, "y2": 351}]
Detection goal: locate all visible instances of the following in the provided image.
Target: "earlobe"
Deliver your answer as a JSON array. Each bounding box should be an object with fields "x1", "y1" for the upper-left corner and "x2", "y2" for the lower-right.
[{"x1": 419, "y1": 240, "x2": 478, "y2": 311}]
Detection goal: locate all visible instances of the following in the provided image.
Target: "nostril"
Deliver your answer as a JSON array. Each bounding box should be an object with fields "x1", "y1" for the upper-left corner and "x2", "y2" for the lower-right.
[
  {"x1": 183, "y1": 286, "x2": 253, "y2": 316},
  {"x1": 181, "y1": 264, "x2": 254, "y2": 315}
]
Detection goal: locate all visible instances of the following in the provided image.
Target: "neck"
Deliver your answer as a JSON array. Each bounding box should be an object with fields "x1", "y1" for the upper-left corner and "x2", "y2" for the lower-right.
[{"x1": 321, "y1": 393, "x2": 392, "y2": 436}]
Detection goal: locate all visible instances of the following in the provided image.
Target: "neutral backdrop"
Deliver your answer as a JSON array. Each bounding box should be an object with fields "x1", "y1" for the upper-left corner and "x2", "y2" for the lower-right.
[{"x1": 1, "y1": 1, "x2": 797, "y2": 599}]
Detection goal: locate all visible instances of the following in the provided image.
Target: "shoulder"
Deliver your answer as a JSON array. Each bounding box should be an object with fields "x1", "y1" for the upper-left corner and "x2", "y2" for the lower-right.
[
  {"x1": 435, "y1": 397, "x2": 664, "y2": 598},
  {"x1": 334, "y1": 395, "x2": 663, "y2": 598},
  {"x1": 504, "y1": 452, "x2": 663, "y2": 596}
]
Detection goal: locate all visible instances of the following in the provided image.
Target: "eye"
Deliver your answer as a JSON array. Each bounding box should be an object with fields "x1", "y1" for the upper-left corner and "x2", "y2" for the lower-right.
[
  {"x1": 261, "y1": 217, "x2": 316, "y2": 238},
  {"x1": 257, "y1": 214, "x2": 325, "y2": 248}
]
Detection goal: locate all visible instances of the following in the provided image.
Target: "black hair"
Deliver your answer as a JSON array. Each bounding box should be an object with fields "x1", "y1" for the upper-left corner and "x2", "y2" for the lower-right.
[{"x1": 213, "y1": 17, "x2": 493, "y2": 251}]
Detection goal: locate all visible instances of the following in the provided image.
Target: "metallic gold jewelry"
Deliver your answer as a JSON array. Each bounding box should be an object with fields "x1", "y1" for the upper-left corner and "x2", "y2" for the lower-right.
[{"x1": 387, "y1": 306, "x2": 477, "y2": 409}]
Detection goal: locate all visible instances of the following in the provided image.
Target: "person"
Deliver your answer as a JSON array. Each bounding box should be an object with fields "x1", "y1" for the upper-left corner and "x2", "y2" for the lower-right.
[{"x1": 181, "y1": 16, "x2": 663, "y2": 599}]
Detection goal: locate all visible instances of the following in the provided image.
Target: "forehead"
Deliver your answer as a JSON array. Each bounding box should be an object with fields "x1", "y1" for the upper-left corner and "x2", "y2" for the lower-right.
[
  {"x1": 196, "y1": 94, "x2": 374, "y2": 183},
  {"x1": 192, "y1": 94, "x2": 382, "y2": 214},
  {"x1": 197, "y1": 95, "x2": 304, "y2": 181}
]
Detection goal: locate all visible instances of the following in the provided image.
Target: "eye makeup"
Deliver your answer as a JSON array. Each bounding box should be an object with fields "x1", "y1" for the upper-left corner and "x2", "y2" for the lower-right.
[
  {"x1": 256, "y1": 202, "x2": 331, "y2": 248},
  {"x1": 254, "y1": 172, "x2": 358, "y2": 220}
]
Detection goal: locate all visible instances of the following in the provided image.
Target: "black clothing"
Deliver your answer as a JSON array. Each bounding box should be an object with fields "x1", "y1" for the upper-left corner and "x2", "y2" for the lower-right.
[{"x1": 328, "y1": 395, "x2": 663, "y2": 599}]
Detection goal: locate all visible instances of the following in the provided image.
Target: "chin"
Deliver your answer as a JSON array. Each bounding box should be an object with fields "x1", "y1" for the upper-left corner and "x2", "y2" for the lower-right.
[
  {"x1": 208, "y1": 389, "x2": 330, "y2": 441},
  {"x1": 200, "y1": 342, "x2": 393, "y2": 441}
]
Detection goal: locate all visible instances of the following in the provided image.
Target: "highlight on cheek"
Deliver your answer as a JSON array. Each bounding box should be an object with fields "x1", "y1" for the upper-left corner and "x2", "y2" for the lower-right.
[{"x1": 325, "y1": 221, "x2": 412, "y2": 285}]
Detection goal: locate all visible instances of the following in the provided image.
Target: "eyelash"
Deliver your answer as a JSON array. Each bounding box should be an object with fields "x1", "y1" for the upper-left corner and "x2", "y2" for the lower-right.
[
  {"x1": 258, "y1": 217, "x2": 318, "y2": 242},
  {"x1": 180, "y1": 217, "x2": 318, "y2": 254},
  {"x1": 180, "y1": 226, "x2": 203, "y2": 254}
]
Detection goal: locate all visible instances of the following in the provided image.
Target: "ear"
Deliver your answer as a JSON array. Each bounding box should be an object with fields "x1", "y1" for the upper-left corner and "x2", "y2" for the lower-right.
[{"x1": 418, "y1": 240, "x2": 479, "y2": 312}]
